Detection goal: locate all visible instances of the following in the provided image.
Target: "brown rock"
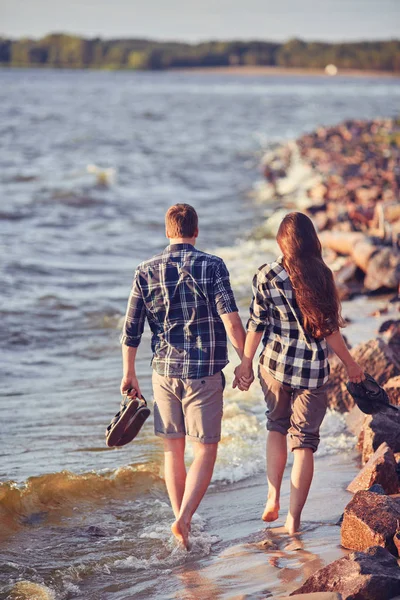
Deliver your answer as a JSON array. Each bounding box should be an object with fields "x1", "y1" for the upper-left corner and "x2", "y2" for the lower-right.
[
  {"x1": 364, "y1": 247, "x2": 400, "y2": 291},
  {"x1": 345, "y1": 405, "x2": 366, "y2": 437},
  {"x1": 326, "y1": 338, "x2": 400, "y2": 412},
  {"x1": 347, "y1": 442, "x2": 399, "y2": 495},
  {"x1": 290, "y1": 546, "x2": 400, "y2": 599},
  {"x1": 341, "y1": 490, "x2": 400, "y2": 554},
  {"x1": 384, "y1": 375, "x2": 400, "y2": 407},
  {"x1": 358, "y1": 409, "x2": 400, "y2": 464}
]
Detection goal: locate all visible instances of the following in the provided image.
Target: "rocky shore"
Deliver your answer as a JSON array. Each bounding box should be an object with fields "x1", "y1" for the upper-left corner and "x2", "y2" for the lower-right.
[
  {"x1": 259, "y1": 119, "x2": 400, "y2": 599},
  {"x1": 257, "y1": 117, "x2": 400, "y2": 302}
]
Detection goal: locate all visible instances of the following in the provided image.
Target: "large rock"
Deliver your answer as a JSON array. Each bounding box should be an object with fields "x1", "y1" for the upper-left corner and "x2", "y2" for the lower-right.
[
  {"x1": 345, "y1": 405, "x2": 366, "y2": 437},
  {"x1": 341, "y1": 490, "x2": 400, "y2": 554},
  {"x1": 384, "y1": 376, "x2": 400, "y2": 407},
  {"x1": 326, "y1": 338, "x2": 400, "y2": 412},
  {"x1": 290, "y1": 546, "x2": 400, "y2": 599},
  {"x1": 347, "y1": 443, "x2": 399, "y2": 495},
  {"x1": 364, "y1": 247, "x2": 400, "y2": 291},
  {"x1": 358, "y1": 409, "x2": 400, "y2": 464}
]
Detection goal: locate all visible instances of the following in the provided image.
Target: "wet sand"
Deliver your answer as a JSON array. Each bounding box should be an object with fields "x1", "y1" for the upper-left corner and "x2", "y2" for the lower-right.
[{"x1": 133, "y1": 451, "x2": 359, "y2": 599}]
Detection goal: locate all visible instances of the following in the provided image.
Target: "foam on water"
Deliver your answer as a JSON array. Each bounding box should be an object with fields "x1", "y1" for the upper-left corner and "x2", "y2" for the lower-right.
[{"x1": 114, "y1": 501, "x2": 219, "y2": 572}]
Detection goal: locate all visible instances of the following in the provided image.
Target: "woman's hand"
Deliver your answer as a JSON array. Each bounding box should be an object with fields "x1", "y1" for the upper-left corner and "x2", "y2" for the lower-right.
[
  {"x1": 233, "y1": 361, "x2": 254, "y2": 391},
  {"x1": 345, "y1": 360, "x2": 365, "y2": 384}
]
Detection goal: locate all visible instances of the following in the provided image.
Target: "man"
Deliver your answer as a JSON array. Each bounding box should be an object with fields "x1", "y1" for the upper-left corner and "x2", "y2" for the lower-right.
[{"x1": 120, "y1": 203, "x2": 246, "y2": 549}]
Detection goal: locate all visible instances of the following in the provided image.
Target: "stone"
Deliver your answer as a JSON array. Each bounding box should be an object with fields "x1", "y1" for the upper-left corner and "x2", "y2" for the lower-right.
[
  {"x1": 358, "y1": 409, "x2": 400, "y2": 464},
  {"x1": 384, "y1": 376, "x2": 400, "y2": 407},
  {"x1": 326, "y1": 338, "x2": 400, "y2": 412},
  {"x1": 347, "y1": 442, "x2": 399, "y2": 495},
  {"x1": 290, "y1": 546, "x2": 400, "y2": 599},
  {"x1": 367, "y1": 483, "x2": 386, "y2": 495},
  {"x1": 345, "y1": 405, "x2": 366, "y2": 437},
  {"x1": 341, "y1": 490, "x2": 400, "y2": 554},
  {"x1": 364, "y1": 247, "x2": 400, "y2": 291}
]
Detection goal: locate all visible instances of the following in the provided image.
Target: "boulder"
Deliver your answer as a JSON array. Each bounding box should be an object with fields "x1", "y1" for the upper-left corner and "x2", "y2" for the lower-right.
[
  {"x1": 363, "y1": 247, "x2": 400, "y2": 291},
  {"x1": 379, "y1": 319, "x2": 400, "y2": 353},
  {"x1": 347, "y1": 442, "x2": 399, "y2": 495},
  {"x1": 326, "y1": 338, "x2": 400, "y2": 412},
  {"x1": 384, "y1": 376, "x2": 400, "y2": 407},
  {"x1": 341, "y1": 490, "x2": 400, "y2": 554},
  {"x1": 345, "y1": 405, "x2": 366, "y2": 437},
  {"x1": 358, "y1": 409, "x2": 400, "y2": 464},
  {"x1": 290, "y1": 546, "x2": 400, "y2": 599}
]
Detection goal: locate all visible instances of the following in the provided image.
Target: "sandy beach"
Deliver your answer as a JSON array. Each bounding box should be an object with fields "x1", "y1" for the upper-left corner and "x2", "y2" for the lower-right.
[{"x1": 171, "y1": 65, "x2": 400, "y2": 78}]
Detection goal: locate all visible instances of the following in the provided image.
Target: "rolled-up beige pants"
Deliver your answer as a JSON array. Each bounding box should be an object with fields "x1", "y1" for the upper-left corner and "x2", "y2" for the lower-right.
[{"x1": 258, "y1": 365, "x2": 328, "y2": 453}]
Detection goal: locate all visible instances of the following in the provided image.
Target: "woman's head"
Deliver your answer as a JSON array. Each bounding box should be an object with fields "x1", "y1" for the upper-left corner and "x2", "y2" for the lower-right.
[
  {"x1": 276, "y1": 212, "x2": 345, "y2": 339},
  {"x1": 277, "y1": 212, "x2": 322, "y2": 260}
]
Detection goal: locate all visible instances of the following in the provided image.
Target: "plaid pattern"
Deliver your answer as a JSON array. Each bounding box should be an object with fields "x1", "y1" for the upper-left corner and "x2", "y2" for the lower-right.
[
  {"x1": 247, "y1": 257, "x2": 330, "y2": 389},
  {"x1": 121, "y1": 243, "x2": 238, "y2": 379}
]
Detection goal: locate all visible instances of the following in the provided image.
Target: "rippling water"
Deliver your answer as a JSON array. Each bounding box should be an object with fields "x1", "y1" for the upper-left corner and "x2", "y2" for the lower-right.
[{"x1": 1, "y1": 69, "x2": 399, "y2": 599}]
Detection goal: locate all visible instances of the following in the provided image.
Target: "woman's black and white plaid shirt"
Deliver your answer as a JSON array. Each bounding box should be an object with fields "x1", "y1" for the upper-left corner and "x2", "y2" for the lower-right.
[
  {"x1": 121, "y1": 243, "x2": 238, "y2": 379},
  {"x1": 247, "y1": 257, "x2": 330, "y2": 389}
]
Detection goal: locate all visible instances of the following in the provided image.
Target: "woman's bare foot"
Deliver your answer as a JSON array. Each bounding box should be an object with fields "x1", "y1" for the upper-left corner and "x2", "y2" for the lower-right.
[
  {"x1": 171, "y1": 519, "x2": 190, "y2": 550},
  {"x1": 284, "y1": 515, "x2": 300, "y2": 535},
  {"x1": 262, "y1": 500, "x2": 280, "y2": 522}
]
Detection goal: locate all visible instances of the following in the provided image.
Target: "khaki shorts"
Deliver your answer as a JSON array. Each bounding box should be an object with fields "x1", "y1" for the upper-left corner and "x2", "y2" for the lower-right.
[
  {"x1": 152, "y1": 370, "x2": 225, "y2": 444},
  {"x1": 258, "y1": 365, "x2": 328, "y2": 453}
]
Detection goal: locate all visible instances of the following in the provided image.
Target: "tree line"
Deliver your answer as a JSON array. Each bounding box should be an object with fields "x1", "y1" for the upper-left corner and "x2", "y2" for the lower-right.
[{"x1": 0, "y1": 34, "x2": 399, "y2": 72}]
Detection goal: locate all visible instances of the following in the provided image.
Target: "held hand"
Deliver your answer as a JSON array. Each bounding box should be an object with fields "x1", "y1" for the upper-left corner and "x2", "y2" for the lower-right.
[
  {"x1": 345, "y1": 360, "x2": 365, "y2": 384},
  {"x1": 120, "y1": 375, "x2": 142, "y2": 398},
  {"x1": 233, "y1": 363, "x2": 254, "y2": 391}
]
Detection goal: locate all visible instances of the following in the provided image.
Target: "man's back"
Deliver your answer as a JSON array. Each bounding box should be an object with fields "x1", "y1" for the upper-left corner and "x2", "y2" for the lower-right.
[{"x1": 121, "y1": 243, "x2": 237, "y2": 379}]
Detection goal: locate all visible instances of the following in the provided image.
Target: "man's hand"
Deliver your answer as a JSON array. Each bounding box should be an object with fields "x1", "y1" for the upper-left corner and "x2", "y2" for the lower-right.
[
  {"x1": 345, "y1": 360, "x2": 365, "y2": 384},
  {"x1": 120, "y1": 375, "x2": 142, "y2": 398},
  {"x1": 233, "y1": 362, "x2": 254, "y2": 391}
]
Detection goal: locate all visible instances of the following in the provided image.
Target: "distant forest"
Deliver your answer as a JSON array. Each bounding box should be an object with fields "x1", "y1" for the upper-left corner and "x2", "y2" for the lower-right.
[{"x1": 0, "y1": 34, "x2": 399, "y2": 72}]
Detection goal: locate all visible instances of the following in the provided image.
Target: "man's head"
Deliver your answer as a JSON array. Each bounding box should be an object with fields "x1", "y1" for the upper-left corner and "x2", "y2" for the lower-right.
[{"x1": 165, "y1": 204, "x2": 199, "y2": 242}]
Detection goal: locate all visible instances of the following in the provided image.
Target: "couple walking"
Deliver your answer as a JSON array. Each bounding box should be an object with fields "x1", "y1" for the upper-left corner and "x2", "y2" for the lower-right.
[{"x1": 120, "y1": 204, "x2": 364, "y2": 550}]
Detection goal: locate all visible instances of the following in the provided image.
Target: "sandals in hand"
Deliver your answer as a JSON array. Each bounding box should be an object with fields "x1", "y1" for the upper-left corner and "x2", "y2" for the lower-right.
[{"x1": 105, "y1": 390, "x2": 150, "y2": 447}]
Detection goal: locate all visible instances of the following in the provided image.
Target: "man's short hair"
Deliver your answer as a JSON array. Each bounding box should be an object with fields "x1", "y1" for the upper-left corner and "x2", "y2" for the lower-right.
[{"x1": 165, "y1": 204, "x2": 198, "y2": 238}]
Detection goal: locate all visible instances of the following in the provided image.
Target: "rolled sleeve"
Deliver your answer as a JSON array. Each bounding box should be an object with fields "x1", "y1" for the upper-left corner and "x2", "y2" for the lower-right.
[
  {"x1": 247, "y1": 271, "x2": 271, "y2": 332},
  {"x1": 120, "y1": 270, "x2": 146, "y2": 347},
  {"x1": 214, "y1": 261, "x2": 238, "y2": 316}
]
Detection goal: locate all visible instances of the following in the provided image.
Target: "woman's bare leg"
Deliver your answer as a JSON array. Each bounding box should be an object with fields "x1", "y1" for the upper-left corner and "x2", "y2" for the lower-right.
[
  {"x1": 262, "y1": 431, "x2": 287, "y2": 522},
  {"x1": 285, "y1": 447, "x2": 314, "y2": 535}
]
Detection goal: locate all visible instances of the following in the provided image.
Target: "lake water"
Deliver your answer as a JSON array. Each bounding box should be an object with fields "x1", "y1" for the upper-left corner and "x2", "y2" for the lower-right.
[{"x1": 1, "y1": 69, "x2": 399, "y2": 599}]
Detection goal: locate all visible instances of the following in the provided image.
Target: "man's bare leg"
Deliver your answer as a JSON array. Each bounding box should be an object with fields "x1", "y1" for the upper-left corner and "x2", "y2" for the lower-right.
[
  {"x1": 285, "y1": 447, "x2": 314, "y2": 535},
  {"x1": 163, "y1": 438, "x2": 186, "y2": 519},
  {"x1": 171, "y1": 442, "x2": 218, "y2": 549},
  {"x1": 262, "y1": 431, "x2": 287, "y2": 522}
]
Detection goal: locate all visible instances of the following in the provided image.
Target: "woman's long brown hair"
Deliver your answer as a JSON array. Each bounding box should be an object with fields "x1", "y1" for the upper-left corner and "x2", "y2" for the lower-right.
[{"x1": 277, "y1": 212, "x2": 345, "y2": 339}]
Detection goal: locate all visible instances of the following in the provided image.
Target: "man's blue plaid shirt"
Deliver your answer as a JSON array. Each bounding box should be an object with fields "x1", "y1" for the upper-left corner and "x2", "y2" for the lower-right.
[{"x1": 121, "y1": 243, "x2": 238, "y2": 379}]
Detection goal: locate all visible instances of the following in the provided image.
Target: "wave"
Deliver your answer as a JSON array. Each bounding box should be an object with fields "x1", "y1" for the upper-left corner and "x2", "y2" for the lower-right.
[{"x1": 0, "y1": 463, "x2": 162, "y2": 543}]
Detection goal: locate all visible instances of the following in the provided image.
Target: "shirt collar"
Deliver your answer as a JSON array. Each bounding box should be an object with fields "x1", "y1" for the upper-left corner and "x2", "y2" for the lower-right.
[{"x1": 165, "y1": 243, "x2": 196, "y2": 252}]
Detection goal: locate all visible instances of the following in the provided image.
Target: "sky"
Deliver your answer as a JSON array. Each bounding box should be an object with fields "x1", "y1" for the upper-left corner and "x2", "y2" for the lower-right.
[{"x1": 1, "y1": 0, "x2": 399, "y2": 42}]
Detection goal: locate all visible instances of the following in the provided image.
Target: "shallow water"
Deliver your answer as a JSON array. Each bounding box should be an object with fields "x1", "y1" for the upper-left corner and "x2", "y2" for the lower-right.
[{"x1": 1, "y1": 69, "x2": 399, "y2": 598}]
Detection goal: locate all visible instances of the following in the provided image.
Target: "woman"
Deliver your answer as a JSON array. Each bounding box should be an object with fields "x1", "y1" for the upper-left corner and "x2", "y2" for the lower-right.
[{"x1": 234, "y1": 212, "x2": 364, "y2": 535}]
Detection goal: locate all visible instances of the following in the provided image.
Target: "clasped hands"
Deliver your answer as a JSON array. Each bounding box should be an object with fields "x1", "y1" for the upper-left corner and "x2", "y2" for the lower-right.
[{"x1": 232, "y1": 359, "x2": 254, "y2": 392}]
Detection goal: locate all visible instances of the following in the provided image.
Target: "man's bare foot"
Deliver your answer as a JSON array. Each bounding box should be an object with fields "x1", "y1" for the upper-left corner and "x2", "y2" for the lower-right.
[
  {"x1": 262, "y1": 501, "x2": 280, "y2": 522},
  {"x1": 284, "y1": 515, "x2": 300, "y2": 535},
  {"x1": 171, "y1": 519, "x2": 190, "y2": 550}
]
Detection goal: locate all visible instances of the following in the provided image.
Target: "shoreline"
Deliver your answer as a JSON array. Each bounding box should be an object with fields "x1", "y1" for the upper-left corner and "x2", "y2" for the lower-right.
[
  {"x1": 170, "y1": 65, "x2": 400, "y2": 78},
  {"x1": 1, "y1": 65, "x2": 399, "y2": 79}
]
